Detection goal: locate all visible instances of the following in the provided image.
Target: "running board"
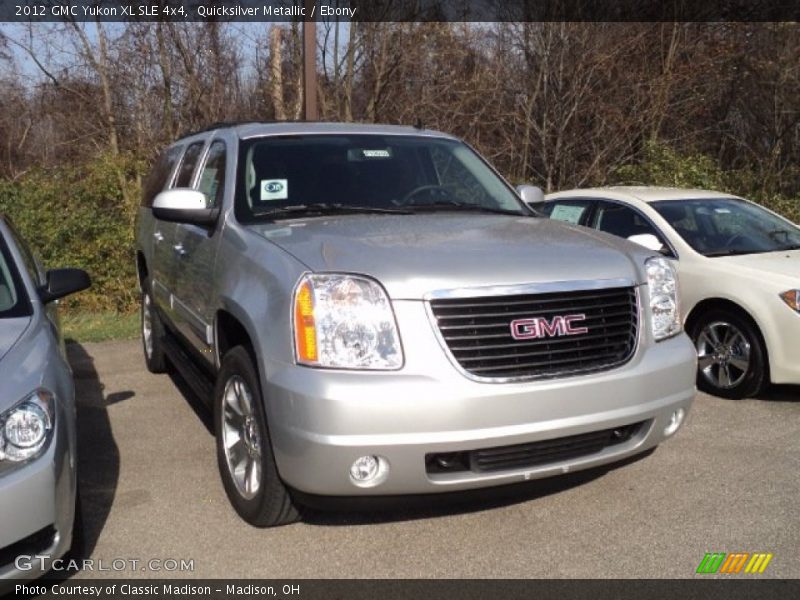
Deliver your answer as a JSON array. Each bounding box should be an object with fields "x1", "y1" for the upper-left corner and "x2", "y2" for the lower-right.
[{"x1": 162, "y1": 332, "x2": 215, "y2": 406}]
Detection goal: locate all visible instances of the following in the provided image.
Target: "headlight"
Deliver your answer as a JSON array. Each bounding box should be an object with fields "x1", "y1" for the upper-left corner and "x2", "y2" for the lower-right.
[
  {"x1": 646, "y1": 257, "x2": 681, "y2": 341},
  {"x1": 780, "y1": 290, "x2": 800, "y2": 312},
  {"x1": 0, "y1": 389, "x2": 55, "y2": 463},
  {"x1": 293, "y1": 273, "x2": 403, "y2": 369}
]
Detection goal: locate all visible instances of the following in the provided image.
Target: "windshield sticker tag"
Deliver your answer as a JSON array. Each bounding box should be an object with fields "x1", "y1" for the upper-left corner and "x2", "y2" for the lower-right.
[
  {"x1": 714, "y1": 208, "x2": 731, "y2": 214},
  {"x1": 348, "y1": 148, "x2": 393, "y2": 161},
  {"x1": 362, "y1": 149, "x2": 391, "y2": 158},
  {"x1": 261, "y1": 179, "x2": 288, "y2": 201}
]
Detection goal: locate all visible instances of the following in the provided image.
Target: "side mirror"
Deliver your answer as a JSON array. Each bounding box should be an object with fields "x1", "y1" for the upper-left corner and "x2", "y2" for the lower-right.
[
  {"x1": 516, "y1": 184, "x2": 545, "y2": 205},
  {"x1": 628, "y1": 233, "x2": 665, "y2": 253},
  {"x1": 152, "y1": 189, "x2": 219, "y2": 226},
  {"x1": 38, "y1": 268, "x2": 91, "y2": 304}
]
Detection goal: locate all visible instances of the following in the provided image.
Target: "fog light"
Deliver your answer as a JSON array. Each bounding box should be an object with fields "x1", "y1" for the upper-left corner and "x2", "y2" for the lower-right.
[
  {"x1": 349, "y1": 455, "x2": 388, "y2": 487},
  {"x1": 664, "y1": 408, "x2": 686, "y2": 436}
]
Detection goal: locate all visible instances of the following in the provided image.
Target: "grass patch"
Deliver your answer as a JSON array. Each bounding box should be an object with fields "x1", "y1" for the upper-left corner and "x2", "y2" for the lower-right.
[{"x1": 62, "y1": 310, "x2": 139, "y2": 344}]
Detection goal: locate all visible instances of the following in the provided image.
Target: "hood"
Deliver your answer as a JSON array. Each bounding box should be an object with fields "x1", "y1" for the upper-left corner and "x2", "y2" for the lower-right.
[
  {"x1": 0, "y1": 317, "x2": 30, "y2": 363},
  {"x1": 714, "y1": 249, "x2": 800, "y2": 284},
  {"x1": 248, "y1": 214, "x2": 649, "y2": 299}
]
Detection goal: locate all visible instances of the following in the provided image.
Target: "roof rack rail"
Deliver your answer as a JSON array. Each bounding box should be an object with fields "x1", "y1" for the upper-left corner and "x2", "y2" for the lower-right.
[{"x1": 177, "y1": 119, "x2": 341, "y2": 140}]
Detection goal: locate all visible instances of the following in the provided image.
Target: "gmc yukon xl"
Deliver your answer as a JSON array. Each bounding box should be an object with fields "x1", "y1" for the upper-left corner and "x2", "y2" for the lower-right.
[{"x1": 135, "y1": 123, "x2": 696, "y2": 526}]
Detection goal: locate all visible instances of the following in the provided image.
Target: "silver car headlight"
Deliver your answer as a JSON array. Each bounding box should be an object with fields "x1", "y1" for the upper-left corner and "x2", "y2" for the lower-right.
[
  {"x1": 293, "y1": 273, "x2": 403, "y2": 369},
  {"x1": 646, "y1": 257, "x2": 681, "y2": 341},
  {"x1": 0, "y1": 389, "x2": 55, "y2": 463}
]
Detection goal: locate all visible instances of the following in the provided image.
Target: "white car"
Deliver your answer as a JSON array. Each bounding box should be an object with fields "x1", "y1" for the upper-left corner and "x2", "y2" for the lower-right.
[{"x1": 539, "y1": 186, "x2": 800, "y2": 399}]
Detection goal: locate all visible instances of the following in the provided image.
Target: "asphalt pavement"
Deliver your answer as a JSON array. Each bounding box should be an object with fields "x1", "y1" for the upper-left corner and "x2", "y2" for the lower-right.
[{"x1": 66, "y1": 340, "x2": 799, "y2": 579}]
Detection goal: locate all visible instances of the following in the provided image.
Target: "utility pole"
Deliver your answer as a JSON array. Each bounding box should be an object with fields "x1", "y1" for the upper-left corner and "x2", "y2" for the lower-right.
[{"x1": 303, "y1": 0, "x2": 318, "y2": 120}]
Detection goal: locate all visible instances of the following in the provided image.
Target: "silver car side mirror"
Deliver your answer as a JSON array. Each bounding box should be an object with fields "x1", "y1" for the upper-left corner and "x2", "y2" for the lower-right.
[
  {"x1": 516, "y1": 185, "x2": 545, "y2": 205},
  {"x1": 152, "y1": 189, "x2": 218, "y2": 227}
]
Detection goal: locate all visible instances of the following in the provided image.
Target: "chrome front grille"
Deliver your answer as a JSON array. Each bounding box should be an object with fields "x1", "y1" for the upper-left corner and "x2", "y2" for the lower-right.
[{"x1": 428, "y1": 284, "x2": 639, "y2": 381}]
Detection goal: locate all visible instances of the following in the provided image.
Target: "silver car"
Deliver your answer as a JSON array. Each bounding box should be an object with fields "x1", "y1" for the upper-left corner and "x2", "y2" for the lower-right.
[
  {"x1": 0, "y1": 216, "x2": 90, "y2": 582},
  {"x1": 135, "y1": 123, "x2": 697, "y2": 527}
]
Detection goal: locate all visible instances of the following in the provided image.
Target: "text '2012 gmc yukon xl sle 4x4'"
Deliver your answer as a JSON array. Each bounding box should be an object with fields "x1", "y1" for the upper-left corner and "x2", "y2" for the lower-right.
[{"x1": 135, "y1": 123, "x2": 696, "y2": 526}]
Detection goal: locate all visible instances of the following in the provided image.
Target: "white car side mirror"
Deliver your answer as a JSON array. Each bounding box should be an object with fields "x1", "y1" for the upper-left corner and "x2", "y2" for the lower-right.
[{"x1": 628, "y1": 233, "x2": 665, "y2": 253}]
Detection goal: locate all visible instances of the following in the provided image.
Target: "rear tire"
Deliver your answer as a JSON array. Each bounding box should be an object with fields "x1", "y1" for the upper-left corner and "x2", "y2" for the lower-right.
[
  {"x1": 141, "y1": 281, "x2": 167, "y2": 374},
  {"x1": 689, "y1": 309, "x2": 768, "y2": 399},
  {"x1": 214, "y1": 346, "x2": 301, "y2": 527}
]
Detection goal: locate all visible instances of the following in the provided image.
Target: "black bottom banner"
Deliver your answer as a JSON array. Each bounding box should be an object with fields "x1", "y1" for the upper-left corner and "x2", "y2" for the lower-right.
[{"x1": 5, "y1": 579, "x2": 799, "y2": 600}]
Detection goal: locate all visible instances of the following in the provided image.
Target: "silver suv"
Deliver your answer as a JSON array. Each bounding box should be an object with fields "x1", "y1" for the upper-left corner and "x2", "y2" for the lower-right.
[{"x1": 135, "y1": 123, "x2": 696, "y2": 526}]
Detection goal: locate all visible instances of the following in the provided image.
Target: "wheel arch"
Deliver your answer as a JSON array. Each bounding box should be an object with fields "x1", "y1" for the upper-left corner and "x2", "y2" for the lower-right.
[
  {"x1": 685, "y1": 297, "x2": 771, "y2": 382},
  {"x1": 214, "y1": 303, "x2": 259, "y2": 372}
]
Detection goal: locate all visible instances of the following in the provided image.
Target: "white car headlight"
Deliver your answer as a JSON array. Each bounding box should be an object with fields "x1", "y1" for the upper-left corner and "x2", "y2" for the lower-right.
[
  {"x1": 646, "y1": 257, "x2": 681, "y2": 341},
  {"x1": 779, "y1": 290, "x2": 800, "y2": 312},
  {"x1": 293, "y1": 273, "x2": 403, "y2": 369},
  {"x1": 0, "y1": 389, "x2": 55, "y2": 463}
]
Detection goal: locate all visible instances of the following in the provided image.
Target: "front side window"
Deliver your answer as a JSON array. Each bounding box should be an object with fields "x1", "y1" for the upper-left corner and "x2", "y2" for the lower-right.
[
  {"x1": 197, "y1": 141, "x2": 226, "y2": 208},
  {"x1": 142, "y1": 145, "x2": 183, "y2": 207},
  {"x1": 652, "y1": 198, "x2": 800, "y2": 256},
  {"x1": 592, "y1": 203, "x2": 662, "y2": 240},
  {"x1": 235, "y1": 135, "x2": 527, "y2": 221},
  {"x1": 174, "y1": 141, "x2": 206, "y2": 189}
]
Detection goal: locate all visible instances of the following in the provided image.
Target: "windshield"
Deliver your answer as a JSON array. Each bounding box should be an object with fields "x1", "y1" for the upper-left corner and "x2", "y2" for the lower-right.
[
  {"x1": 0, "y1": 231, "x2": 30, "y2": 319},
  {"x1": 234, "y1": 134, "x2": 528, "y2": 221},
  {"x1": 652, "y1": 198, "x2": 800, "y2": 257}
]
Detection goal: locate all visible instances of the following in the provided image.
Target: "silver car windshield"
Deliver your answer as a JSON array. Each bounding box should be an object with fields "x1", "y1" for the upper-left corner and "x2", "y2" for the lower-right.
[
  {"x1": 652, "y1": 198, "x2": 800, "y2": 257},
  {"x1": 235, "y1": 135, "x2": 527, "y2": 221},
  {"x1": 0, "y1": 234, "x2": 26, "y2": 318}
]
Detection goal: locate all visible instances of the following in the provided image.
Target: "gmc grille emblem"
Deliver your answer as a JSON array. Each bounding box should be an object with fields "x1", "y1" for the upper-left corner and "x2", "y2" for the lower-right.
[{"x1": 510, "y1": 314, "x2": 589, "y2": 340}]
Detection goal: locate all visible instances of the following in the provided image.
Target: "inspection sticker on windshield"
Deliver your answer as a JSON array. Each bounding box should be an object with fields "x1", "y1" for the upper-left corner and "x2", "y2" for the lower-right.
[
  {"x1": 261, "y1": 179, "x2": 288, "y2": 201},
  {"x1": 348, "y1": 148, "x2": 393, "y2": 161},
  {"x1": 363, "y1": 149, "x2": 391, "y2": 158}
]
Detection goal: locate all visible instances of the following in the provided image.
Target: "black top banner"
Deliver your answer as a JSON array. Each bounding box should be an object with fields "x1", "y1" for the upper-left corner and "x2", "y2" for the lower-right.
[{"x1": 2, "y1": 0, "x2": 800, "y2": 22}]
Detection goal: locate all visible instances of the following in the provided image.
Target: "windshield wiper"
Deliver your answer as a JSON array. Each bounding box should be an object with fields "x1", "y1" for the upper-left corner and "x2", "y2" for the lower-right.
[
  {"x1": 768, "y1": 229, "x2": 791, "y2": 242},
  {"x1": 405, "y1": 200, "x2": 524, "y2": 216},
  {"x1": 704, "y1": 249, "x2": 756, "y2": 257},
  {"x1": 253, "y1": 203, "x2": 413, "y2": 218}
]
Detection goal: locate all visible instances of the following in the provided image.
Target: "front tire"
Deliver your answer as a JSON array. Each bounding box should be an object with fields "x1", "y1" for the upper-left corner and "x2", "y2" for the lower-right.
[
  {"x1": 690, "y1": 309, "x2": 768, "y2": 399},
  {"x1": 141, "y1": 282, "x2": 167, "y2": 374},
  {"x1": 214, "y1": 346, "x2": 301, "y2": 527}
]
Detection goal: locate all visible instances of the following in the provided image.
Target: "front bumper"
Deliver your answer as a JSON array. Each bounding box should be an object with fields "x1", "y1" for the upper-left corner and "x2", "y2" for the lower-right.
[
  {"x1": 263, "y1": 329, "x2": 697, "y2": 496},
  {"x1": 762, "y1": 300, "x2": 800, "y2": 384},
  {"x1": 0, "y1": 424, "x2": 75, "y2": 583}
]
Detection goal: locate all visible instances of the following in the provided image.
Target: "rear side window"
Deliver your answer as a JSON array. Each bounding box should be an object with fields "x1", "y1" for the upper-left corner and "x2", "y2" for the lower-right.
[
  {"x1": 141, "y1": 146, "x2": 183, "y2": 208},
  {"x1": 544, "y1": 200, "x2": 592, "y2": 225},
  {"x1": 174, "y1": 142, "x2": 206, "y2": 188}
]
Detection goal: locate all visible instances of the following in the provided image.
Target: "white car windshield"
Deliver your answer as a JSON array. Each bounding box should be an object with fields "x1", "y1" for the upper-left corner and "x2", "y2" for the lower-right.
[{"x1": 652, "y1": 198, "x2": 800, "y2": 257}]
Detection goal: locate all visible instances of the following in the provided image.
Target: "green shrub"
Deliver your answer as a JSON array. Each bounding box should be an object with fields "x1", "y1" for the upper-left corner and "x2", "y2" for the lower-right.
[
  {"x1": 0, "y1": 153, "x2": 142, "y2": 312},
  {"x1": 613, "y1": 141, "x2": 800, "y2": 223}
]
